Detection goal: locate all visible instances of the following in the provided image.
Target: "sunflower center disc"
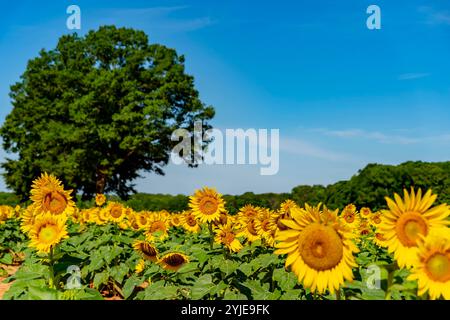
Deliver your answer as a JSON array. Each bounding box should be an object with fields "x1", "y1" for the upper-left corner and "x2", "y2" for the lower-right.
[
  {"x1": 43, "y1": 191, "x2": 67, "y2": 215},
  {"x1": 39, "y1": 225, "x2": 58, "y2": 243},
  {"x1": 224, "y1": 232, "x2": 235, "y2": 245},
  {"x1": 200, "y1": 198, "x2": 218, "y2": 215},
  {"x1": 299, "y1": 224, "x2": 344, "y2": 271},
  {"x1": 344, "y1": 214, "x2": 355, "y2": 223},
  {"x1": 426, "y1": 253, "x2": 450, "y2": 282},
  {"x1": 110, "y1": 205, "x2": 123, "y2": 219},
  {"x1": 396, "y1": 212, "x2": 428, "y2": 247}
]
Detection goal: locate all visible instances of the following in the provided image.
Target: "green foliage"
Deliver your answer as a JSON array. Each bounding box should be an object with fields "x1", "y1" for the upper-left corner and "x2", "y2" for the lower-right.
[{"x1": 0, "y1": 25, "x2": 214, "y2": 200}]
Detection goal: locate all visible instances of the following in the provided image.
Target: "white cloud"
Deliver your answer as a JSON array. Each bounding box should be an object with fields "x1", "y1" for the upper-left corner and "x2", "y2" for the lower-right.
[
  {"x1": 310, "y1": 128, "x2": 450, "y2": 145},
  {"x1": 280, "y1": 137, "x2": 350, "y2": 162},
  {"x1": 419, "y1": 6, "x2": 450, "y2": 25},
  {"x1": 398, "y1": 73, "x2": 431, "y2": 81}
]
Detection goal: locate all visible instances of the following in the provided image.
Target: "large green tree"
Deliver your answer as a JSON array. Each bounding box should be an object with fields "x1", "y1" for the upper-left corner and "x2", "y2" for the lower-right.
[{"x1": 0, "y1": 26, "x2": 214, "y2": 199}]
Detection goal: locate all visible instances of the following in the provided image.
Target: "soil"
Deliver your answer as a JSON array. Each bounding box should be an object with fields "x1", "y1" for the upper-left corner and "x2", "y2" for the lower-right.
[{"x1": 0, "y1": 265, "x2": 19, "y2": 300}]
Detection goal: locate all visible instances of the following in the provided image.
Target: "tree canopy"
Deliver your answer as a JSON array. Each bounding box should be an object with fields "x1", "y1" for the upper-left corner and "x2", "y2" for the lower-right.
[{"x1": 0, "y1": 26, "x2": 214, "y2": 199}]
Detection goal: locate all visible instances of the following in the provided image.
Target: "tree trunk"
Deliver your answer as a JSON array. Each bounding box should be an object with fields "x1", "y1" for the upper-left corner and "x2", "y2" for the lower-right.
[{"x1": 96, "y1": 168, "x2": 107, "y2": 194}]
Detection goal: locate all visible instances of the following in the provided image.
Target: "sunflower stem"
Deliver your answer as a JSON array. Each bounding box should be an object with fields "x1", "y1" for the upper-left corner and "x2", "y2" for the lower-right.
[
  {"x1": 335, "y1": 289, "x2": 341, "y2": 300},
  {"x1": 48, "y1": 246, "x2": 56, "y2": 289},
  {"x1": 208, "y1": 223, "x2": 214, "y2": 250}
]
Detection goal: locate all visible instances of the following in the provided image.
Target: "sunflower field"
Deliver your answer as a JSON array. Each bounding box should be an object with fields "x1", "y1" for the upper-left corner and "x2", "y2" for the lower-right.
[{"x1": 0, "y1": 173, "x2": 449, "y2": 300}]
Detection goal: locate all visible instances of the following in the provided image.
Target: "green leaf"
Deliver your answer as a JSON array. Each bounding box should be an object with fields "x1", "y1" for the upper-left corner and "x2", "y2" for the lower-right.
[
  {"x1": 190, "y1": 274, "x2": 216, "y2": 299},
  {"x1": 144, "y1": 281, "x2": 179, "y2": 300},
  {"x1": 273, "y1": 268, "x2": 297, "y2": 290},
  {"x1": 93, "y1": 271, "x2": 109, "y2": 289},
  {"x1": 27, "y1": 286, "x2": 59, "y2": 300},
  {"x1": 0, "y1": 253, "x2": 13, "y2": 265},
  {"x1": 243, "y1": 280, "x2": 281, "y2": 300},
  {"x1": 122, "y1": 275, "x2": 142, "y2": 299}
]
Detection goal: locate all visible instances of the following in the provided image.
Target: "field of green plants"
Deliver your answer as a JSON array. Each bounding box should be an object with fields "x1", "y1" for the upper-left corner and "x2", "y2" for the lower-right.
[{"x1": 0, "y1": 173, "x2": 449, "y2": 300}]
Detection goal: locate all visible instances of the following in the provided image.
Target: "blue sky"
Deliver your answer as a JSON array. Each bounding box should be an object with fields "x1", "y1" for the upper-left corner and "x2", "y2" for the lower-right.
[{"x1": 0, "y1": 0, "x2": 449, "y2": 195}]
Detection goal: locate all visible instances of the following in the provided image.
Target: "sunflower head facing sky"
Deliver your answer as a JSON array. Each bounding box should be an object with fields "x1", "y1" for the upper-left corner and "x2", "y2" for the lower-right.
[
  {"x1": 30, "y1": 172, "x2": 75, "y2": 216},
  {"x1": 189, "y1": 187, "x2": 226, "y2": 224},
  {"x1": 275, "y1": 203, "x2": 359, "y2": 295},
  {"x1": 380, "y1": 188, "x2": 450, "y2": 268}
]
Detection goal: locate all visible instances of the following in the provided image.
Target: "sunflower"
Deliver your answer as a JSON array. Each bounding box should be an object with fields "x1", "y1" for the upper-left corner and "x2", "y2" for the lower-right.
[
  {"x1": 369, "y1": 212, "x2": 382, "y2": 227},
  {"x1": 237, "y1": 217, "x2": 261, "y2": 243},
  {"x1": 182, "y1": 211, "x2": 201, "y2": 233},
  {"x1": 0, "y1": 211, "x2": 7, "y2": 225},
  {"x1": 28, "y1": 212, "x2": 68, "y2": 254},
  {"x1": 133, "y1": 240, "x2": 159, "y2": 262},
  {"x1": 128, "y1": 216, "x2": 142, "y2": 232},
  {"x1": 158, "y1": 253, "x2": 189, "y2": 272},
  {"x1": 189, "y1": 187, "x2": 225, "y2": 223},
  {"x1": 212, "y1": 211, "x2": 232, "y2": 229},
  {"x1": 105, "y1": 202, "x2": 126, "y2": 223},
  {"x1": 30, "y1": 173, "x2": 75, "y2": 216},
  {"x1": 20, "y1": 204, "x2": 40, "y2": 234},
  {"x1": 95, "y1": 194, "x2": 107, "y2": 207},
  {"x1": 255, "y1": 208, "x2": 277, "y2": 242},
  {"x1": 275, "y1": 204, "x2": 359, "y2": 295},
  {"x1": 214, "y1": 224, "x2": 243, "y2": 253},
  {"x1": 341, "y1": 204, "x2": 361, "y2": 229},
  {"x1": 408, "y1": 228, "x2": 450, "y2": 300},
  {"x1": 360, "y1": 207, "x2": 372, "y2": 219},
  {"x1": 145, "y1": 212, "x2": 169, "y2": 241},
  {"x1": 380, "y1": 188, "x2": 450, "y2": 268},
  {"x1": 280, "y1": 200, "x2": 299, "y2": 216},
  {"x1": 136, "y1": 212, "x2": 150, "y2": 229},
  {"x1": 358, "y1": 220, "x2": 372, "y2": 237},
  {"x1": 135, "y1": 259, "x2": 146, "y2": 274},
  {"x1": 169, "y1": 213, "x2": 183, "y2": 228},
  {"x1": 372, "y1": 232, "x2": 388, "y2": 248},
  {"x1": 237, "y1": 205, "x2": 261, "y2": 220},
  {"x1": 94, "y1": 207, "x2": 109, "y2": 225}
]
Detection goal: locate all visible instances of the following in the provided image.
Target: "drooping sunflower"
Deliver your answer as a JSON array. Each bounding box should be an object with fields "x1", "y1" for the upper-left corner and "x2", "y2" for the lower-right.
[
  {"x1": 133, "y1": 240, "x2": 159, "y2": 262},
  {"x1": 145, "y1": 212, "x2": 169, "y2": 241},
  {"x1": 182, "y1": 210, "x2": 201, "y2": 233},
  {"x1": 214, "y1": 224, "x2": 243, "y2": 253},
  {"x1": 95, "y1": 194, "x2": 107, "y2": 207},
  {"x1": 30, "y1": 173, "x2": 75, "y2": 216},
  {"x1": 189, "y1": 187, "x2": 225, "y2": 224},
  {"x1": 408, "y1": 228, "x2": 450, "y2": 300},
  {"x1": 94, "y1": 207, "x2": 109, "y2": 225},
  {"x1": 380, "y1": 188, "x2": 450, "y2": 268},
  {"x1": 158, "y1": 253, "x2": 189, "y2": 272},
  {"x1": 105, "y1": 202, "x2": 126, "y2": 223},
  {"x1": 275, "y1": 204, "x2": 359, "y2": 295},
  {"x1": 28, "y1": 212, "x2": 68, "y2": 254}
]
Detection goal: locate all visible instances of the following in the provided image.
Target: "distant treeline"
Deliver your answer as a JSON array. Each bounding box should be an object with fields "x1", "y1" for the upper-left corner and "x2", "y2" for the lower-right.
[{"x1": 4, "y1": 161, "x2": 450, "y2": 213}]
